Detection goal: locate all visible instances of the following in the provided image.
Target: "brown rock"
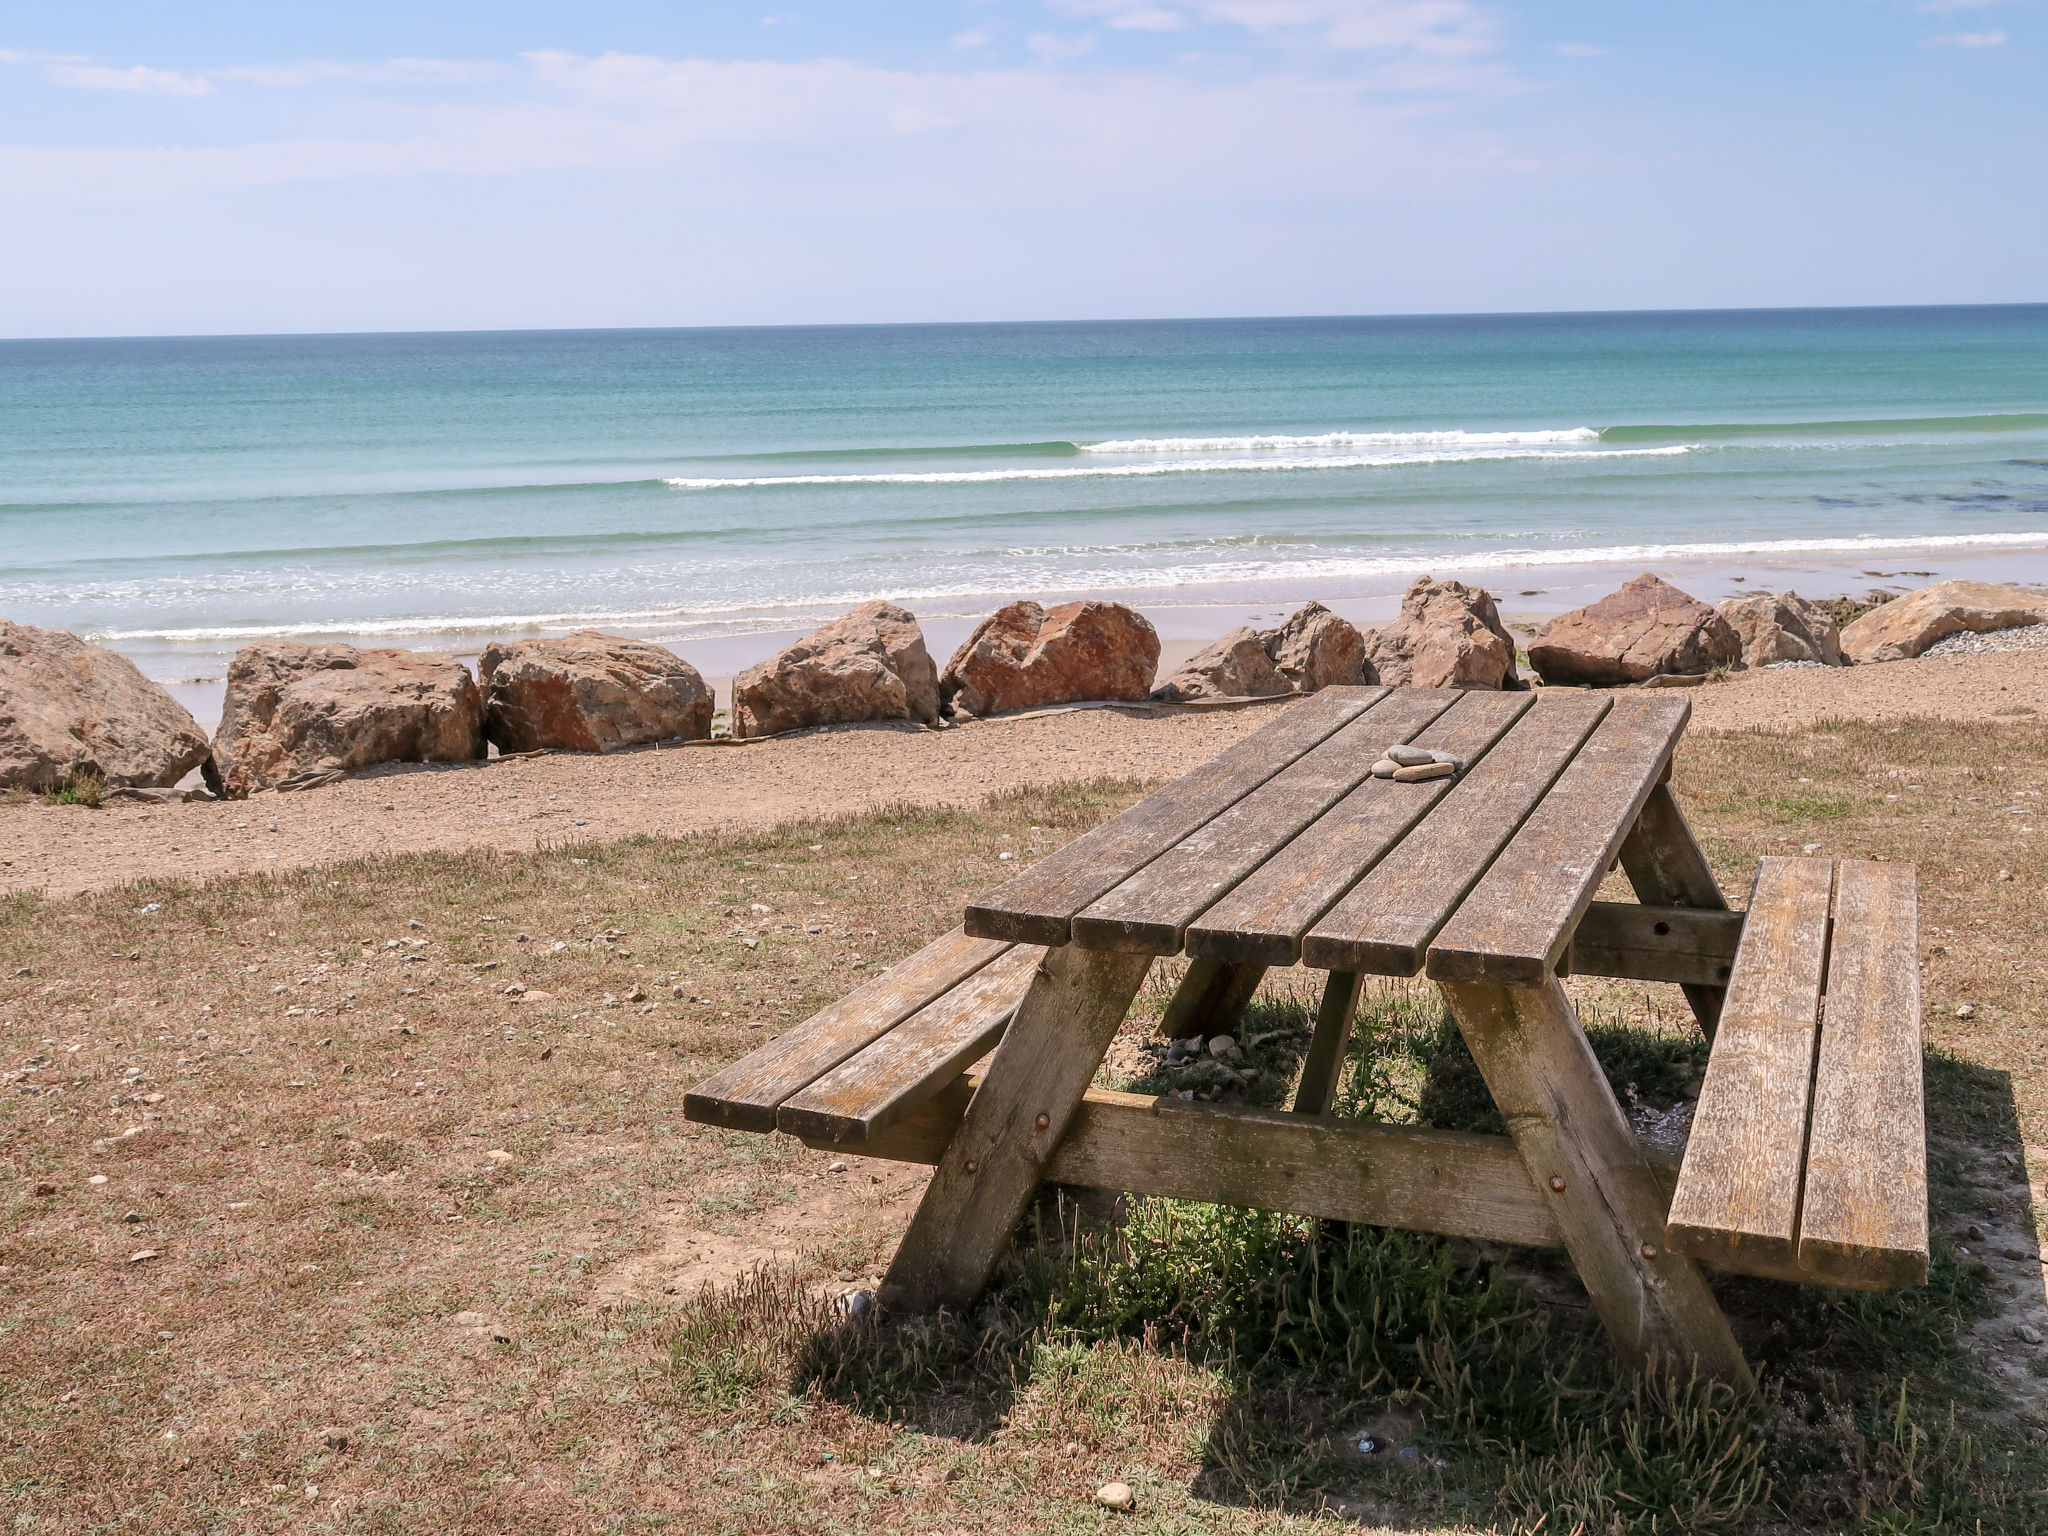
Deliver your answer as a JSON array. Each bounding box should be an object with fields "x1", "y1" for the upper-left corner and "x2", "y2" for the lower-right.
[
  {"x1": 731, "y1": 601, "x2": 940, "y2": 738},
  {"x1": 942, "y1": 600, "x2": 1159, "y2": 716},
  {"x1": 214, "y1": 642, "x2": 484, "y2": 797},
  {"x1": 1361, "y1": 577, "x2": 1521, "y2": 690},
  {"x1": 1264, "y1": 602, "x2": 1369, "y2": 692},
  {"x1": 1528, "y1": 574, "x2": 1740, "y2": 687},
  {"x1": 1717, "y1": 591, "x2": 1842, "y2": 667},
  {"x1": 1839, "y1": 579, "x2": 2048, "y2": 663},
  {"x1": 1151, "y1": 627, "x2": 1289, "y2": 702},
  {"x1": 0, "y1": 622, "x2": 215, "y2": 791},
  {"x1": 478, "y1": 632, "x2": 712, "y2": 753}
]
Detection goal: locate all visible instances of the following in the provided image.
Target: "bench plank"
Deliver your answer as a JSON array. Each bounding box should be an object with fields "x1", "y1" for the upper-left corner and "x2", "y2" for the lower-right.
[
  {"x1": 962, "y1": 686, "x2": 1385, "y2": 945},
  {"x1": 1070, "y1": 689, "x2": 1459, "y2": 953},
  {"x1": 1799, "y1": 859, "x2": 1929, "y2": 1289},
  {"x1": 775, "y1": 943, "x2": 1046, "y2": 1145},
  {"x1": 1301, "y1": 693, "x2": 1612, "y2": 976},
  {"x1": 682, "y1": 926, "x2": 1012, "y2": 1133},
  {"x1": 1427, "y1": 697, "x2": 1690, "y2": 987},
  {"x1": 1185, "y1": 690, "x2": 1536, "y2": 966},
  {"x1": 1665, "y1": 857, "x2": 1834, "y2": 1278}
]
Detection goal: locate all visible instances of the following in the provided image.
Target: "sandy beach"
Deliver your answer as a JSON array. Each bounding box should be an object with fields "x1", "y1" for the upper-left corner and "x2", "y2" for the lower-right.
[{"x1": 7, "y1": 644, "x2": 2042, "y2": 898}]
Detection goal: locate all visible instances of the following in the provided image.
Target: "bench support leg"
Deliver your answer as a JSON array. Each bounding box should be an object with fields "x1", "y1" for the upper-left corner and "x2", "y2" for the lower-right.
[
  {"x1": 1618, "y1": 782, "x2": 1730, "y2": 1038},
  {"x1": 881, "y1": 944, "x2": 1154, "y2": 1313},
  {"x1": 1158, "y1": 958, "x2": 1266, "y2": 1040},
  {"x1": 1439, "y1": 976, "x2": 1753, "y2": 1389},
  {"x1": 1292, "y1": 970, "x2": 1363, "y2": 1116}
]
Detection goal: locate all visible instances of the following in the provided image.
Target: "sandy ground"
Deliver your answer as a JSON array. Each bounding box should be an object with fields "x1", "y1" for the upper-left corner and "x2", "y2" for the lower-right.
[{"x1": 6, "y1": 647, "x2": 2044, "y2": 898}]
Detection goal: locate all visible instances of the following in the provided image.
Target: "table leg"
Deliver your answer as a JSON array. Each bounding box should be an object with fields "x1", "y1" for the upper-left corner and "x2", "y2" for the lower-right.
[
  {"x1": 881, "y1": 944, "x2": 1154, "y2": 1313},
  {"x1": 1618, "y1": 782, "x2": 1730, "y2": 1037},
  {"x1": 1292, "y1": 970, "x2": 1364, "y2": 1116},
  {"x1": 1158, "y1": 958, "x2": 1266, "y2": 1040},
  {"x1": 1439, "y1": 976, "x2": 1752, "y2": 1388}
]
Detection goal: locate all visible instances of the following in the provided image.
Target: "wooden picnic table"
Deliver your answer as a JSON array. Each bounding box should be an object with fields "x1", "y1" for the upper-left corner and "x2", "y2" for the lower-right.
[{"x1": 689, "y1": 683, "x2": 1929, "y2": 1387}]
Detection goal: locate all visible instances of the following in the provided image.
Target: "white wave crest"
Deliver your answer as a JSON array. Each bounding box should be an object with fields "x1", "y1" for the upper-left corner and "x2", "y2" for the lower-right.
[
  {"x1": 1079, "y1": 428, "x2": 1602, "y2": 453},
  {"x1": 662, "y1": 443, "x2": 1686, "y2": 490}
]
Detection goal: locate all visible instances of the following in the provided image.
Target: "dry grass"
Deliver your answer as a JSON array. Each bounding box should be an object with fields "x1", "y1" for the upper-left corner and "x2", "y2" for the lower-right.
[{"x1": 0, "y1": 716, "x2": 2044, "y2": 1532}]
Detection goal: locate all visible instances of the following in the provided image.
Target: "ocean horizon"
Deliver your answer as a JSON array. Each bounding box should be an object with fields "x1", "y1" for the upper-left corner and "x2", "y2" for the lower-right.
[{"x1": 4, "y1": 303, "x2": 2045, "y2": 723}]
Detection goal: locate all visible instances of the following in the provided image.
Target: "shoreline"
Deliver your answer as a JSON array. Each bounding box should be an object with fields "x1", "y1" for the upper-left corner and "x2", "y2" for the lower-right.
[
  {"x1": 132, "y1": 542, "x2": 2048, "y2": 730},
  {"x1": 8, "y1": 645, "x2": 2043, "y2": 900}
]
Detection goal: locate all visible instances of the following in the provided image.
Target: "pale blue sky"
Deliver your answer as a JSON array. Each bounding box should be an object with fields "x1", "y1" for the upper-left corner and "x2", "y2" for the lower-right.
[{"x1": 2, "y1": 2, "x2": 2040, "y2": 336}]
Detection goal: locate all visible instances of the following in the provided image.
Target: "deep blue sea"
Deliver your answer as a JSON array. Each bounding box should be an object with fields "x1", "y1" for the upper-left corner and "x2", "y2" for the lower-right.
[{"x1": 3, "y1": 306, "x2": 2045, "y2": 706}]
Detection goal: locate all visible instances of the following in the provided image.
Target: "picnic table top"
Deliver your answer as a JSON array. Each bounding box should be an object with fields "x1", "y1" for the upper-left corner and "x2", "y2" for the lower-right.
[{"x1": 965, "y1": 684, "x2": 1694, "y2": 989}]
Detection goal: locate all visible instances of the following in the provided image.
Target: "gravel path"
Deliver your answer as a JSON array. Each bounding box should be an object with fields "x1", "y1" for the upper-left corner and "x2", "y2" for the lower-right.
[{"x1": 5, "y1": 647, "x2": 2043, "y2": 897}]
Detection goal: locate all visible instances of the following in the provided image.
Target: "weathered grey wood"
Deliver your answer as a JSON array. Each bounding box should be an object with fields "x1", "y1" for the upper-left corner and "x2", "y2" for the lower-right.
[
  {"x1": 1158, "y1": 958, "x2": 1267, "y2": 1040},
  {"x1": 1185, "y1": 690, "x2": 1537, "y2": 966},
  {"x1": 1292, "y1": 970, "x2": 1364, "y2": 1115},
  {"x1": 963, "y1": 687, "x2": 1386, "y2": 945},
  {"x1": 1301, "y1": 694, "x2": 1613, "y2": 977},
  {"x1": 881, "y1": 943, "x2": 1155, "y2": 1312},
  {"x1": 775, "y1": 943, "x2": 1044, "y2": 1144},
  {"x1": 1564, "y1": 901, "x2": 1743, "y2": 988},
  {"x1": 1440, "y1": 975, "x2": 1752, "y2": 1386},
  {"x1": 1665, "y1": 857, "x2": 1833, "y2": 1282},
  {"x1": 1071, "y1": 689, "x2": 1459, "y2": 953},
  {"x1": 1619, "y1": 781, "x2": 1732, "y2": 1035},
  {"x1": 1799, "y1": 859, "x2": 1928, "y2": 1290},
  {"x1": 1427, "y1": 697, "x2": 1691, "y2": 987},
  {"x1": 683, "y1": 927, "x2": 1012, "y2": 1132}
]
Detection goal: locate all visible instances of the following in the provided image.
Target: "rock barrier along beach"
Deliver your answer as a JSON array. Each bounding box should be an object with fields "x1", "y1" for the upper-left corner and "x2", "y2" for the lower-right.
[{"x1": 3, "y1": 573, "x2": 2046, "y2": 830}]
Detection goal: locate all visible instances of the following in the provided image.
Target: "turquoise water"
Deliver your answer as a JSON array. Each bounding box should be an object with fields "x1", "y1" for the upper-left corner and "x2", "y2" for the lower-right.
[{"x1": 3, "y1": 306, "x2": 2045, "y2": 689}]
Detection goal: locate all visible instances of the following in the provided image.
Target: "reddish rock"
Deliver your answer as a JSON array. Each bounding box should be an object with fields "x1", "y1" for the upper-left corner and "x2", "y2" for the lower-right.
[
  {"x1": 1361, "y1": 577, "x2": 1521, "y2": 690},
  {"x1": 1718, "y1": 591, "x2": 1843, "y2": 668},
  {"x1": 215, "y1": 642, "x2": 484, "y2": 796},
  {"x1": 0, "y1": 621, "x2": 214, "y2": 791},
  {"x1": 1528, "y1": 574, "x2": 1740, "y2": 687},
  {"x1": 1265, "y1": 602, "x2": 1370, "y2": 692},
  {"x1": 1151, "y1": 627, "x2": 1289, "y2": 702},
  {"x1": 942, "y1": 600, "x2": 1159, "y2": 717},
  {"x1": 479, "y1": 632, "x2": 712, "y2": 753},
  {"x1": 732, "y1": 601, "x2": 940, "y2": 739},
  {"x1": 1840, "y1": 579, "x2": 2048, "y2": 663}
]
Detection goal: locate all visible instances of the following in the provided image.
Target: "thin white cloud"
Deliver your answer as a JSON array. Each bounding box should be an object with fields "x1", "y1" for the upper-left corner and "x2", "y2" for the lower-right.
[
  {"x1": 1924, "y1": 28, "x2": 2008, "y2": 44},
  {"x1": 1555, "y1": 42, "x2": 1605, "y2": 58},
  {"x1": 952, "y1": 29, "x2": 994, "y2": 47},
  {"x1": 214, "y1": 57, "x2": 497, "y2": 87},
  {"x1": 1061, "y1": 0, "x2": 1498, "y2": 54},
  {"x1": 1028, "y1": 31, "x2": 1099, "y2": 58},
  {"x1": 44, "y1": 62, "x2": 213, "y2": 96}
]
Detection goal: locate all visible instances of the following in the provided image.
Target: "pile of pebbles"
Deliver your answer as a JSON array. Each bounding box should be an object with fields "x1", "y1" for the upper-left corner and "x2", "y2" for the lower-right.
[{"x1": 1920, "y1": 622, "x2": 2048, "y2": 660}]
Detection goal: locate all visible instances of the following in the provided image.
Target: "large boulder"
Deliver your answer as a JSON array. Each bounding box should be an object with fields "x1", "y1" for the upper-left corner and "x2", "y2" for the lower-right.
[
  {"x1": 479, "y1": 632, "x2": 712, "y2": 753},
  {"x1": 1839, "y1": 579, "x2": 2048, "y2": 663},
  {"x1": 1265, "y1": 602, "x2": 1370, "y2": 692},
  {"x1": 1718, "y1": 591, "x2": 1843, "y2": 668},
  {"x1": 1152, "y1": 628, "x2": 1289, "y2": 702},
  {"x1": 1528, "y1": 574, "x2": 1741, "y2": 687},
  {"x1": 0, "y1": 621, "x2": 214, "y2": 791},
  {"x1": 732, "y1": 601, "x2": 940, "y2": 739},
  {"x1": 941, "y1": 600, "x2": 1159, "y2": 717},
  {"x1": 1360, "y1": 577, "x2": 1521, "y2": 690},
  {"x1": 215, "y1": 642, "x2": 485, "y2": 796},
  {"x1": 1152, "y1": 602, "x2": 1369, "y2": 703}
]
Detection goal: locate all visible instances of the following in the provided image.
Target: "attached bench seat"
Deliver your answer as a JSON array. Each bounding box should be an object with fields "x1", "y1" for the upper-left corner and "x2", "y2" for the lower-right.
[
  {"x1": 1666, "y1": 856, "x2": 1928, "y2": 1291},
  {"x1": 683, "y1": 928, "x2": 1044, "y2": 1145}
]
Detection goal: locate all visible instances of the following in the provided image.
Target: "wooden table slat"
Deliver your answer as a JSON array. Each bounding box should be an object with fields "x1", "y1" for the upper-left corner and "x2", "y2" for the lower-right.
[
  {"x1": 1799, "y1": 859, "x2": 1929, "y2": 1289},
  {"x1": 1664, "y1": 856, "x2": 1833, "y2": 1277},
  {"x1": 1069, "y1": 688, "x2": 1460, "y2": 953},
  {"x1": 1426, "y1": 696, "x2": 1691, "y2": 986},
  {"x1": 962, "y1": 686, "x2": 1386, "y2": 945},
  {"x1": 1184, "y1": 689, "x2": 1537, "y2": 966},
  {"x1": 1299, "y1": 693, "x2": 1612, "y2": 976}
]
